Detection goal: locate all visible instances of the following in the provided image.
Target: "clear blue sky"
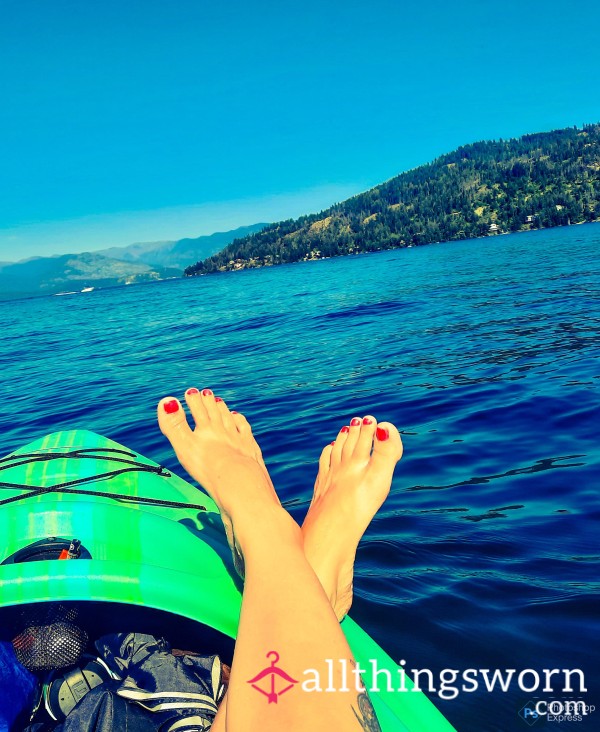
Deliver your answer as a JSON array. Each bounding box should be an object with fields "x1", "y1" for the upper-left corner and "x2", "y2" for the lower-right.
[{"x1": 1, "y1": 0, "x2": 599, "y2": 260}]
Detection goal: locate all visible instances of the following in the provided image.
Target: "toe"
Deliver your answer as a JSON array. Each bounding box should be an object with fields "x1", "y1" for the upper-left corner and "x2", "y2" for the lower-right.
[
  {"x1": 232, "y1": 411, "x2": 264, "y2": 462},
  {"x1": 200, "y1": 388, "x2": 222, "y2": 425},
  {"x1": 312, "y1": 443, "x2": 333, "y2": 501},
  {"x1": 185, "y1": 387, "x2": 209, "y2": 427},
  {"x1": 214, "y1": 396, "x2": 236, "y2": 432},
  {"x1": 371, "y1": 421, "x2": 404, "y2": 469},
  {"x1": 341, "y1": 416, "x2": 362, "y2": 459},
  {"x1": 232, "y1": 411, "x2": 252, "y2": 435},
  {"x1": 355, "y1": 415, "x2": 377, "y2": 460},
  {"x1": 157, "y1": 397, "x2": 193, "y2": 450},
  {"x1": 318, "y1": 443, "x2": 333, "y2": 475},
  {"x1": 331, "y1": 425, "x2": 349, "y2": 466}
]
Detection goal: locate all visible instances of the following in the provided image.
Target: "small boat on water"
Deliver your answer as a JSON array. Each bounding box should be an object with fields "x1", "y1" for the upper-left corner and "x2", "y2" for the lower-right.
[
  {"x1": 0, "y1": 431, "x2": 455, "y2": 731},
  {"x1": 80, "y1": 287, "x2": 94, "y2": 293}
]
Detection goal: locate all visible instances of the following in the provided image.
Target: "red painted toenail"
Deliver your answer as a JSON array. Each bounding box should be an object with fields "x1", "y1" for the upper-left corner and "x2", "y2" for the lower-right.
[
  {"x1": 363, "y1": 417, "x2": 373, "y2": 425},
  {"x1": 215, "y1": 397, "x2": 223, "y2": 402},
  {"x1": 376, "y1": 427, "x2": 389, "y2": 441},
  {"x1": 202, "y1": 389, "x2": 213, "y2": 396},
  {"x1": 231, "y1": 410, "x2": 238, "y2": 414},
  {"x1": 186, "y1": 388, "x2": 199, "y2": 395},
  {"x1": 340, "y1": 426, "x2": 349, "y2": 433},
  {"x1": 330, "y1": 441, "x2": 335, "y2": 446},
  {"x1": 163, "y1": 399, "x2": 179, "y2": 414},
  {"x1": 350, "y1": 418, "x2": 361, "y2": 426}
]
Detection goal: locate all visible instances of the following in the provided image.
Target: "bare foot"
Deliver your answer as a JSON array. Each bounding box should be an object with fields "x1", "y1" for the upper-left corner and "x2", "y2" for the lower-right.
[
  {"x1": 157, "y1": 388, "x2": 290, "y2": 574},
  {"x1": 301, "y1": 416, "x2": 403, "y2": 620}
]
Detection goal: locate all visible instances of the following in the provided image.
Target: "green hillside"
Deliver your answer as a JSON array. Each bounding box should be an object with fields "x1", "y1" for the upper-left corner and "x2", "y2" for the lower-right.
[{"x1": 185, "y1": 124, "x2": 600, "y2": 275}]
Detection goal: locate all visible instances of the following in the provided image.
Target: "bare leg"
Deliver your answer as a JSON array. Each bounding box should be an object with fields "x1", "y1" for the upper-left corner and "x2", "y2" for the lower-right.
[
  {"x1": 211, "y1": 413, "x2": 402, "y2": 729},
  {"x1": 158, "y1": 389, "x2": 383, "y2": 732}
]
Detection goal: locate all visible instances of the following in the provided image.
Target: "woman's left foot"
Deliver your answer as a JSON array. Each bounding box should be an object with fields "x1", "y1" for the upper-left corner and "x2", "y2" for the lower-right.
[{"x1": 301, "y1": 417, "x2": 403, "y2": 620}]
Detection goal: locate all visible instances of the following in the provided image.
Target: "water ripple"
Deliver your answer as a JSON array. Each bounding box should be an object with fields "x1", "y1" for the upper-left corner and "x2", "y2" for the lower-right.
[{"x1": 1, "y1": 223, "x2": 599, "y2": 732}]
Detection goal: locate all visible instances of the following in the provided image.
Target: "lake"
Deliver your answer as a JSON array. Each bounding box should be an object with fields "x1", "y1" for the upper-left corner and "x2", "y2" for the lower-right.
[{"x1": 1, "y1": 222, "x2": 599, "y2": 731}]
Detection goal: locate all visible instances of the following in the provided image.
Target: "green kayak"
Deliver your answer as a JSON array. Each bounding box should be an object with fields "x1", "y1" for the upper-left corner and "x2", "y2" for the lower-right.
[{"x1": 0, "y1": 430, "x2": 454, "y2": 731}]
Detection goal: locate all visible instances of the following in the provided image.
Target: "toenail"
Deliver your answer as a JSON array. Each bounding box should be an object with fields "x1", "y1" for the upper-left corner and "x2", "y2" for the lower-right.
[
  {"x1": 350, "y1": 418, "x2": 361, "y2": 426},
  {"x1": 163, "y1": 399, "x2": 179, "y2": 414},
  {"x1": 330, "y1": 441, "x2": 335, "y2": 446},
  {"x1": 231, "y1": 410, "x2": 238, "y2": 414},
  {"x1": 186, "y1": 388, "x2": 199, "y2": 395},
  {"x1": 202, "y1": 389, "x2": 213, "y2": 396},
  {"x1": 215, "y1": 397, "x2": 223, "y2": 402},
  {"x1": 340, "y1": 426, "x2": 349, "y2": 433},
  {"x1": 363, "y1": 417, "x2": 373, "y2": 425},
  {"x1": 376, "y1": 427, "x2": 389, "y2": 441}
]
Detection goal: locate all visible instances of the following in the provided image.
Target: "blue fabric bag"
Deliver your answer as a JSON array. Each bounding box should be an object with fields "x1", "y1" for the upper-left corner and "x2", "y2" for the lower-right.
[{"x1": 0, "y1": 641, "x2": 39, "y2": 732}]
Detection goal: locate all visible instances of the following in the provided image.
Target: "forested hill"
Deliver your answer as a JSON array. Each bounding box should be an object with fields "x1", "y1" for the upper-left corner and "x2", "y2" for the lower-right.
[{"x1": 185, "y1": 124, "x2": 600, "y2": 275}]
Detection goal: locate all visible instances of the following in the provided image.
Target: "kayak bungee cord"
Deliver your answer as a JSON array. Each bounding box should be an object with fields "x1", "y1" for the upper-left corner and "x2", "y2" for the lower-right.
[
  {"x1": 0, "y1": 447, "x2": 149, "y2": 469},
  {"x1": 0, "y1": 448, "x2": 207, "y2": 511}
]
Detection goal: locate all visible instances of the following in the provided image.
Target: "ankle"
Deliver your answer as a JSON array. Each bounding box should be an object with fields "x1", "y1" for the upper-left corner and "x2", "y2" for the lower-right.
[{"x1": 235, "y1": 505, "x2": 301, "y2": 557}]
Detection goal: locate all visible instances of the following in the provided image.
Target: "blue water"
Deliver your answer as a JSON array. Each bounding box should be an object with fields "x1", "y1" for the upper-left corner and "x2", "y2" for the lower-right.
[{"x1": 1, "y1": 224, "x2": 599, "y2": 731}]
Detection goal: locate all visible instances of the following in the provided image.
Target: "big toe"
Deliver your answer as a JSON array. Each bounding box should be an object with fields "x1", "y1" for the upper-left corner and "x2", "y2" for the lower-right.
[
  {"x1": 157, "y1": 397, "x2": 193, "y2": 451},
  {"x1": 371, "y1": 422, "x2": 403, "y2": 468}
]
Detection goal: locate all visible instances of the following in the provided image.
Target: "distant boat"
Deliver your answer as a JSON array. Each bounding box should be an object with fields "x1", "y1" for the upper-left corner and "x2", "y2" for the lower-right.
[
  {"x1": 53, "y1": 291, "x2": 77, "y2": 296},
  {"x1": 81, "y1": 287, "x2": 94, "y2": 293}
]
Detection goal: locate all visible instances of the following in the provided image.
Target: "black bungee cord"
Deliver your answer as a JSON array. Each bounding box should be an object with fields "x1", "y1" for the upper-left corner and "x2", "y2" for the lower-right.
[{"x1": 0, "y1": 447, "x2": 207, "y2": 511}]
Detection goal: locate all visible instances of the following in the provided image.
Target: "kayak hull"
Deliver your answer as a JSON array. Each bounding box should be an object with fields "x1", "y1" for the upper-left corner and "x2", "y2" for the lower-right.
[{"x1": 0, "y1": 430, "x2": 454, "y2": 731}]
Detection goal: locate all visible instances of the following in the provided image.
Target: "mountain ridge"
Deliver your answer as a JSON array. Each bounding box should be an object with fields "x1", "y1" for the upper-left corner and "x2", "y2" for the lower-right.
[
  {"x1": 0, "y1": 223, "x2": 269, "y2": 301},
  {"x1": 96, "y1": 223, "x2": 268, "y2": 270},
  {"x1": 185, "y1": 123, "x2": 600, "y2": 275},
  {"x1": 0, "y1": 252, "x2": 178, "y2": 301}
]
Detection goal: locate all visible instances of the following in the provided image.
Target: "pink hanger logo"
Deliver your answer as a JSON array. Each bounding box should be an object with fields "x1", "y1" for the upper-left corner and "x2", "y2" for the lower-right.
[{"x1": 247, "y1": 651, "x2": 298, "y2": 703}]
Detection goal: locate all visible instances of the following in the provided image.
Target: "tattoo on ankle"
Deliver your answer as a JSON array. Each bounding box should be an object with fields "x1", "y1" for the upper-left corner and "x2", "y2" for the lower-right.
[{"x1": 350, "y1": 661, "x2": 382, "y2": 731}]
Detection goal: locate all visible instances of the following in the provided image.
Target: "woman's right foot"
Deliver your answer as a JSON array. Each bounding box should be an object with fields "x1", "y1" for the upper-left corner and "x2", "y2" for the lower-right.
[
  {"x1": 301, "y1": 417, "x2": 403, "y2": 620},
  {"x1": 157, "y1": 388, "x2": 294, "y2": 574}
]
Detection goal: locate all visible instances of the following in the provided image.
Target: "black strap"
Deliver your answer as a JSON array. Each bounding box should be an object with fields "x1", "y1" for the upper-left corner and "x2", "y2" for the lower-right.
[
  {"x1": 0, "y1": 448, "x2": 206, "y2": 511},
  {"x1": 0, "y1": 448, "x2": 141, "y2": 470}
]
